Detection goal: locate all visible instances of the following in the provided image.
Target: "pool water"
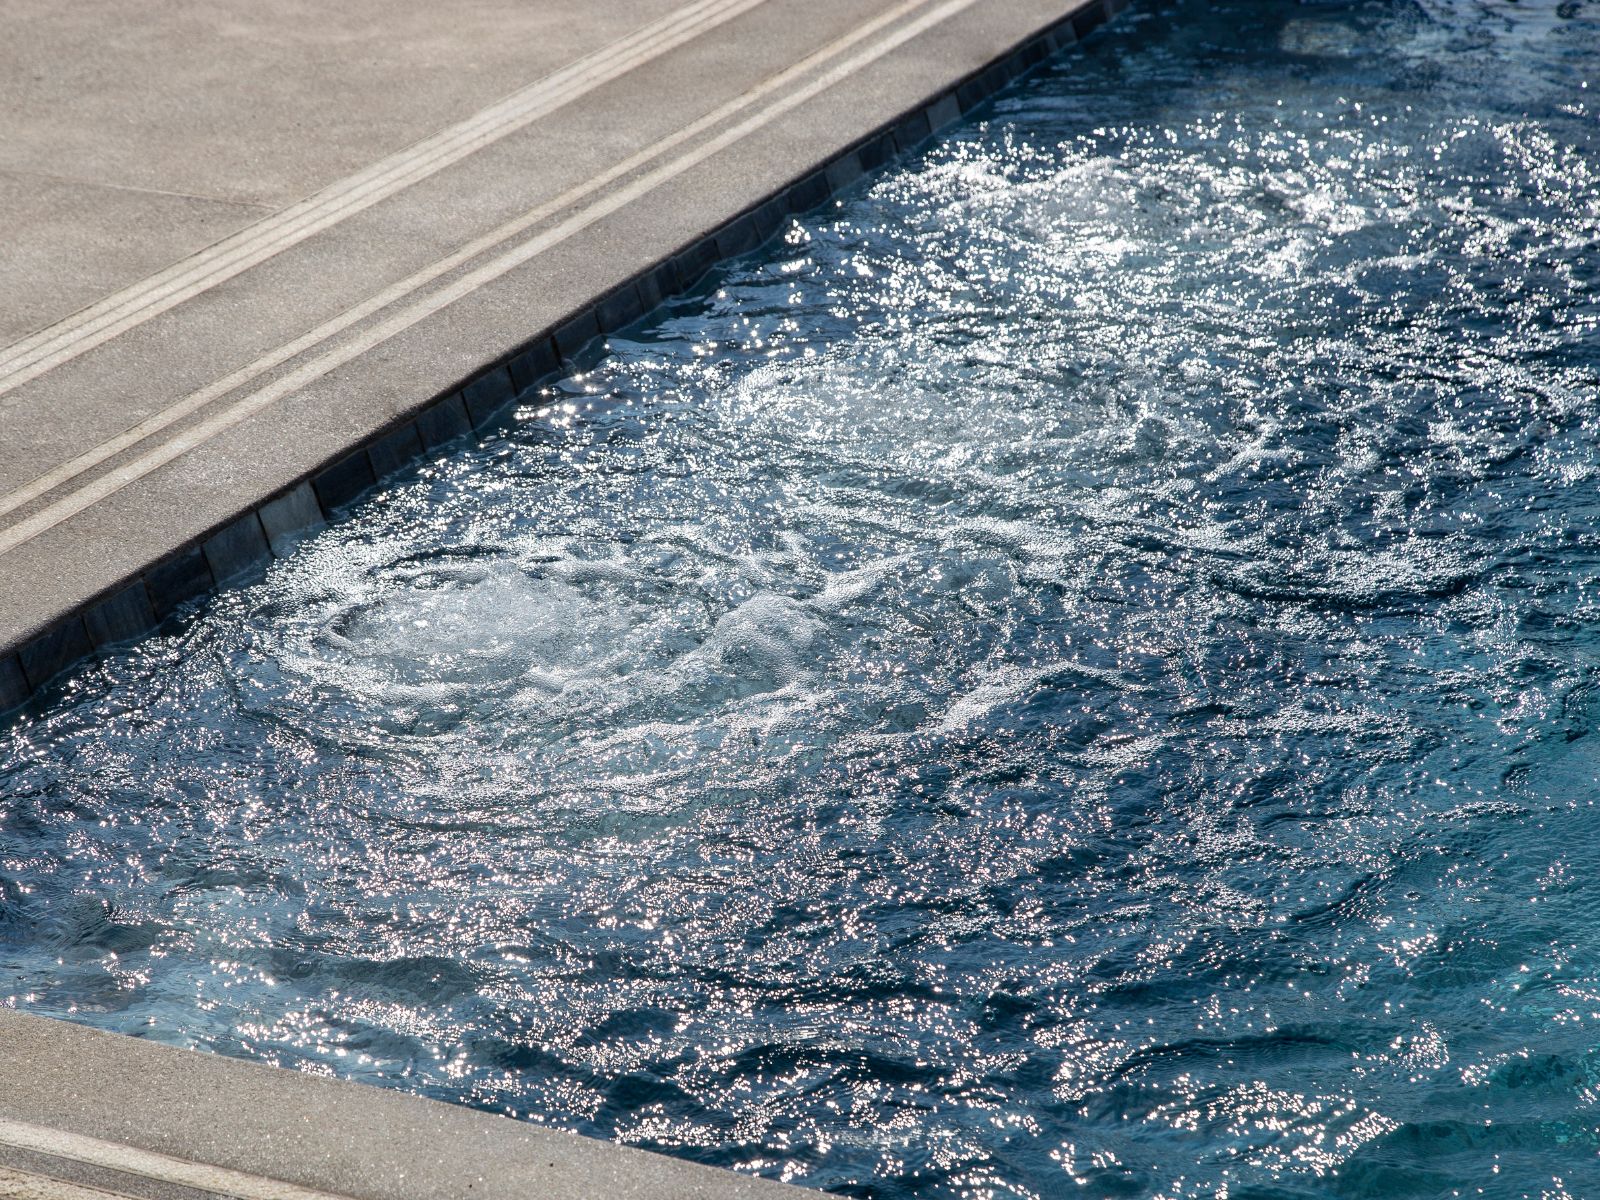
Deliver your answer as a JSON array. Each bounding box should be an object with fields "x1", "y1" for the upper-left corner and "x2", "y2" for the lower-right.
[{"x1": 5, "y1": 0, "x2": 1600, "y2": 1195}]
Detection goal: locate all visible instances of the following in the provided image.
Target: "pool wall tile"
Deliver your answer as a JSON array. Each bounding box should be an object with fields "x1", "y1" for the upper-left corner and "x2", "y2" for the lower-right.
[
  {"x1": 144, "y1": 549, "x2": 214, "y2": 619},
  {"x1": 18, "y1": 618, "x2": 92, "y2": 692},
  {"x1": 508, "y1": 338, "x2": 561, "y2": 395},
  {"x1": 0, "y1": 653, "x2": 27, "y2": 712},
  {"x1": 784, "y1": 170, "x2": 831, "y2": 215},
  {"x1": 1015, "y1": 38, "x2": 1048, "y2": 72},
  {"x1": 955, "y1": 73, "x2": 991, "y2": 114},
  {"x1": 824, "y1": 150, "x2": 866, "y2": 196},
  {"x1": 753, "y1": 196, "x2": 788, "y2": 240},
  {"x1": 203, "y1": 514, "x2": 271, "y2": 587},
  {"x1": 366, "y1": 422, "x2": 426, "y2": 481},
  {"x1": 1072, "y1": 0, "x2": 1109, "y2": 39},
  {"x1": 714, "y1": 211, "x2": 763, "y2": 261},
  {"x1": 258, "y1": 482, "x2": 327, "y2": 557},
  {"x1": 671, "y1": 238, "x2": 722, "y2": 292},
  {"x1": 925, "y1": 94, "x2": 963, "y2": 134},
  {"x1": 855, "y1": 131, "x2": 896, "y2": 174},
  {"x1": 83, "y1": 584, "x2": 157, "y2": 649},
  {"x1": 553, "y1": 309, "x2": 601, "y2": 362},
  {"x1": 462, "y1": 364, "x2": 518, "y2": 430},
  {"x1": 650, "y1": 259, "x2": 684, "y2": 303},
  {"x1": 595, "y1": 283, "x2": 647, "y2": 335},
  {"x1": 894, "y1": 108, "x2": 934, "y2": 151},
  {"x1": 312, "y1": 450, "x2": 378, "y2": 513},
  {"x1": 632, "y1": 262, "x2": 673, "y2": 315},
  {"x1": 415, "y1": 395, "x2": 474, "y2": 450},
  {"x1": 144, "y1": 548, "x2": 215, "y2": 621},
  {"x1": 982, "y1": 58, "x2": 1018, "y2": 94}
]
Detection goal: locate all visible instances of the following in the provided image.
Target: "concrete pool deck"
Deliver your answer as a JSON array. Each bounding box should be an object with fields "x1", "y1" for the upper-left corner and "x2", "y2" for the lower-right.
[
  {"x1": 0, "y1": 0, "x2": 1123, "y2": 1193},
  {"x1": 0, "y1": 0, "x2": 1127, "y2": 708},
  {"x1": 0, "y1": 1007, "x2": 812, "y2": 1199}
]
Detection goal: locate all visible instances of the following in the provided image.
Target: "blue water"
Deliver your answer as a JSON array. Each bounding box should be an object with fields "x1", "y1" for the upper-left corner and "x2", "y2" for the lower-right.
[{"x1": 5, "y1": 1, "x2": 1600, "y2": 1195}]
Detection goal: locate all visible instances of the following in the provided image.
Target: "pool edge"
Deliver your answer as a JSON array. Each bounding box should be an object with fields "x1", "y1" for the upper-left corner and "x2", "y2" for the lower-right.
[
  {"x1": 0, "y1": 1005, "x2": 817, "y2": 1199},
  {"x1": 0, "y1": 0, "x2": 1132, "y2": 718}
]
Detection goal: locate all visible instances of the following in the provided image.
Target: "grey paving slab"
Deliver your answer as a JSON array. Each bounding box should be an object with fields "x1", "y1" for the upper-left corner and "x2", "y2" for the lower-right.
[
  {"x1": 0, "y1": 1008, "x2": 816, "y2": 1200},
  {"x1": 0, "y1": 1139, "x2": 220, "y2": 1200},
  {"x1": 0, "y1": 0, "x2": 689, "y2": 205},
  {"x1": 0, "y1": 170, "x2": 269, "y2": 345},
  {"x1": 0, "y1": 0, "x2": 911, "y2": 493}
]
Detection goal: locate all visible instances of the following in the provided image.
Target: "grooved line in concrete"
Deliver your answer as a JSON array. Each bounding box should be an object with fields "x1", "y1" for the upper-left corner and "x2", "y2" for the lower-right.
[
  {"x1": 0, "y1": 0, "x2": 772, "y2": 398},
  {"x1": 0, "y1": 0, "x2": 980, "y2": 558},
  {"x1": 0, "y1": 1118, "x2": 350, "y2": 1200},
  {"x1": 0, "y1": 1164, "x2": 129, "y2": 1200}
]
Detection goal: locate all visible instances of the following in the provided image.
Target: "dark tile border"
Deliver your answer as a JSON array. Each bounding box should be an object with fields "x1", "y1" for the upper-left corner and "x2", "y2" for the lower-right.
[
  {"x1": 203, "y1": 513, "x2": 272, "y2": 588},
  {"x1": 414, "y1": 395, "x2": 473, "y2": 451},
  {"x1": 366, "y1": 421, "x2": 426, "y2": 479},
  {"x1": 144, "y1": 547, "x2": 213, "y2": 623},
  {"x1": 82, "y1": 582, "x2": 157, "y2": 649},
  {"x1": 0, "y1": 653, "x2": 27, "y2": 711},
  {"x1": 258, "y1": 481, "x2": 327, "y2": 557},
  {"x1": 17, "y1": 618, "x2": 92, "y2": 694},
  {"x1": 461, "y1": 364, "x2": 518, "y2": 429},
  {"x1": 0, "y1": 0, "x2": 1126, "y2": 715},
  {"x1": 312, "y1": 450, "x2": 378, "y2": 515}
]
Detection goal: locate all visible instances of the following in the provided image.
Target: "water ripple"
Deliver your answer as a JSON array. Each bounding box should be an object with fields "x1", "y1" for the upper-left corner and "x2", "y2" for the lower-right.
[{"x1": 5, "y1": 0, "x2": 1600, "y2": 1196}]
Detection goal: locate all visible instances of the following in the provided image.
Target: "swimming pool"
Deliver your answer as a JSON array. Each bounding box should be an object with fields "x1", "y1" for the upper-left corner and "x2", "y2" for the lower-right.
[{"x1": 4, "y1": 0, "x2": 1599, "y2": 1195}]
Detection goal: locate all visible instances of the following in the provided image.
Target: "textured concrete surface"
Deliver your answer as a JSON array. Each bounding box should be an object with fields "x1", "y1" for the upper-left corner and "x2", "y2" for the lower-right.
[
  {"x1": 0, "y1": 0, "x2": 688, "y2": 335},
  {"x1": 0, "y1": 1007, "x2": 812, "y2": 1198},
  {"x1": 0, "y1": 0, "x2": 1120, "y2": 1192},
  {"x1": 0, "y1": 0, "x2": 1112, "y2": 674}
]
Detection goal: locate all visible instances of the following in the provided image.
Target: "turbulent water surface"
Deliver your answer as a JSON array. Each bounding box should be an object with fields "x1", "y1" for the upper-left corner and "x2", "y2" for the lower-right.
[{"x1": 5, "y1": 1, "x2": 1600, "y2": 1196}]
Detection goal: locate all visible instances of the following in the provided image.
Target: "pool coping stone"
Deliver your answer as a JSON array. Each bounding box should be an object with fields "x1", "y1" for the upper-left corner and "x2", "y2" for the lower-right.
[{"x1": 0, "y1": 1006, "x2": 816, "y2": 1199}]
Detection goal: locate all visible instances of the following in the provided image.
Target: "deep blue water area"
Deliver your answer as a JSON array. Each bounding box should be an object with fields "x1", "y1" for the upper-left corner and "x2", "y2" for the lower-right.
[{"x1": 4, "y1": 1, "x2": 1600, "y2": 1196}]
